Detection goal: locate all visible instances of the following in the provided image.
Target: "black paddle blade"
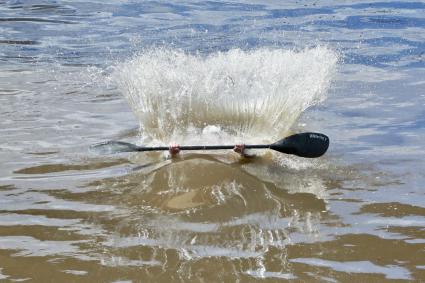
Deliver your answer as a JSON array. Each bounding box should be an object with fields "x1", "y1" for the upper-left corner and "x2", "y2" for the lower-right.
[
  {"x1": 270, "y1": 132, "x2": 329, "y2": 158},
  {"x1": 91, "y1": 141, "x2": 141, "y2": 154}
]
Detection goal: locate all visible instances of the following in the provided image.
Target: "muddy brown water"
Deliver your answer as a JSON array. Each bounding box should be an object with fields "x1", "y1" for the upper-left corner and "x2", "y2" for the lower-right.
[
  {"x1": 1, "y1": 1, "x2": 425, "y2": 282},
  {"x1": 1, "y1": 131, "x2": 424, "y2": 282}
]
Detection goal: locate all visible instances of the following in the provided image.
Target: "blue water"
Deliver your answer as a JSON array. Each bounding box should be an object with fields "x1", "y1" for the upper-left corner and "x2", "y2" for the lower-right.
[
  {"x1": 2, "y1": 1, "x2": 425, "y2": 67},
  {"x1": 1, "y1": 0, "x2": 425, "y2": 281}
]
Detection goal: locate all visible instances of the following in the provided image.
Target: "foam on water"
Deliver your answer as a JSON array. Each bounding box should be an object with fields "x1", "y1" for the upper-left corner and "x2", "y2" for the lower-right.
[{"x1": 113, "y1": 47, "x2": 338, "y2": 145}]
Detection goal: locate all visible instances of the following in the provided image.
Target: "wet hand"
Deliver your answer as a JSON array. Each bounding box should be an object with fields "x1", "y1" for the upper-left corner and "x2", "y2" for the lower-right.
[
  {"x1": 233, "y1": 144, "x2": 246, "y2": 156},
  {"x1": 234, "y1": 144, "x2": 256, "y2": 158},
  {"x1": 169, "y1": 143, "x2": 180, "y2": 157}
]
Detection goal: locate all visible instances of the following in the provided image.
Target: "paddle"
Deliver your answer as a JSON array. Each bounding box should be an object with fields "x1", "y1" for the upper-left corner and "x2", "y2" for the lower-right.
[{"x1": 93, "y1": 132, "x2": 329, "y2": 158}]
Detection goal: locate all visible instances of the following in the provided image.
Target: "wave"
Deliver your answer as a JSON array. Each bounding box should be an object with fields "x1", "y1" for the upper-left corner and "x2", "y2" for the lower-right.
[{"x1": 113, "y1": 47, "x2": 338, "y2": 145}]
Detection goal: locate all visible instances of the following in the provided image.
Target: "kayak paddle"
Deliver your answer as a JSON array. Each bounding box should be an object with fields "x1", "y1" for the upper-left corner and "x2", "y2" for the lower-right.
[{"x1": 93, "y1": 132, "x2": 329, "y2": 158}]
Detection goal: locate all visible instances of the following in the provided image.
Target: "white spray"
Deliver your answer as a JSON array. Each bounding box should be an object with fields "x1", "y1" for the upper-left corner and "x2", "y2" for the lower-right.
[{"x1": 114, "y1": 47, "x2": 338, "y2": 145}]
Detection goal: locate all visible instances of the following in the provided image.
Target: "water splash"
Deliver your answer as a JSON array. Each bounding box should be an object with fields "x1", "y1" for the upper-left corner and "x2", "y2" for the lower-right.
[{"x1": 113, "y1": 47, "x2": 338, "y2": 145}]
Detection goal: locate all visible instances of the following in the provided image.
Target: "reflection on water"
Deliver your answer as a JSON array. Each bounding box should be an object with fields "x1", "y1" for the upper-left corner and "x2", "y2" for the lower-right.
[
  {"x1": 2, "y1": 150, "x2": 423, "y2": 281},
  {"x1": 1, "y1": 153, "x2": 334, "y2": 281}
]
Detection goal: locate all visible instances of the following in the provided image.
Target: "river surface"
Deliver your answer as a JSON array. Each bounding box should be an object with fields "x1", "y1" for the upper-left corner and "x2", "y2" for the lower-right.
[{"x1": 1, "y1": 0, "x2": 425, "y2": 282}]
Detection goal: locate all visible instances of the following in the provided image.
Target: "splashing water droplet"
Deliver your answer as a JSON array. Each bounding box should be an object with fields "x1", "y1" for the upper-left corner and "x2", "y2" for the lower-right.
[{"x1": 113, "y1": 47, "x2": 338, "y2": 145}]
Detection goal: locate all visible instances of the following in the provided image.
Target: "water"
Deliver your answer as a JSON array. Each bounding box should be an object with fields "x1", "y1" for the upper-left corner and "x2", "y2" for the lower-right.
[
  {"x1": 1, "y1": 0, "x2": 424, "y2": 281},
  {"x1": 115, "y1": 47, "x2": 337, "y2": 143}
]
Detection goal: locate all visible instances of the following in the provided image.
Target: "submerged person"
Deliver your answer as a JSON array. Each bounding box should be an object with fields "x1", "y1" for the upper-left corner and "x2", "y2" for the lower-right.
[{"x1": 168, "y1": 143, "x2": 254, "y2": 158}]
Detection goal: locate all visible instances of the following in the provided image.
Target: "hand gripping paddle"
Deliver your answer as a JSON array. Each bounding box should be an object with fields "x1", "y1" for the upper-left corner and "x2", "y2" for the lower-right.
[{"x1": 93, "y1": 132, "x2": 329, "y2": 158}]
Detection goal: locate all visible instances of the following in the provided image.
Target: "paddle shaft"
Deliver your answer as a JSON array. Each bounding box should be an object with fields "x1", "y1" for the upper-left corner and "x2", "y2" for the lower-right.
[{"x1": 133, "y1": 144, "x2": 270, "y2": 152}]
